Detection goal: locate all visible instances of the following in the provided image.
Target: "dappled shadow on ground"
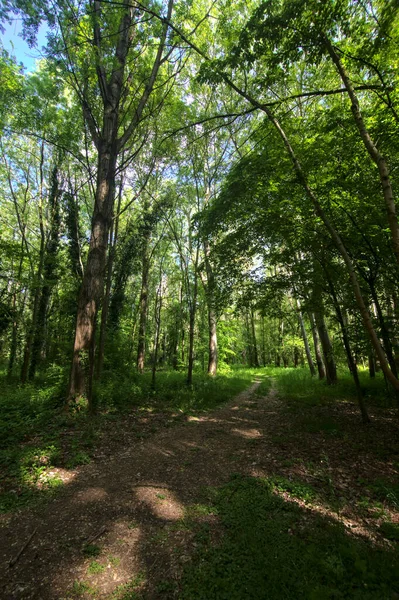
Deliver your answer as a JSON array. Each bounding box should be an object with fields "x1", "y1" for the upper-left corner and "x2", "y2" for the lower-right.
[{"x1": 0, "y1": 379, "x2": 398, "y2": 599}]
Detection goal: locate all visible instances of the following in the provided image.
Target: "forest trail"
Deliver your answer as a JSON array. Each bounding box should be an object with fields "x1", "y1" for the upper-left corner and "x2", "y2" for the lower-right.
[
  {"x1": 1, "y1": 377, "x2": 397, "y2": 599},
  {"x1": 0, "y1": 378, "x2": 278, "y2": 599}
]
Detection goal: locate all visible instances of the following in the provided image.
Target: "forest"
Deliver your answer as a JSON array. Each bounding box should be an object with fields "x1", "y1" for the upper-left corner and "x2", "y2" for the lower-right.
[{"x1": 0, "y1": 0, "x2": 399, "y2": 597}]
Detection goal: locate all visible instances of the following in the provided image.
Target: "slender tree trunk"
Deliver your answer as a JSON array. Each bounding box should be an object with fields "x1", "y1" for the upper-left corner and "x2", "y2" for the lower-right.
[
  {"x1": 314, "y1": 308, "x2": 337, "y2": 385},
  {"x1": 309, "y1": 312, "x2": 326, "y2": 380},
  {"x1": 325, "y1": 270, "x2": 370, "y2": 422},
  {"x1": 137, "y1": 232, "x2": 150, "y2": 373},
  {"x1": 368, "y1": 352, "x2": 376, "y2": 378},
  {"x1": 8, "y1": 292, "x2": 18, "y2": 379},
  {"x1": 245, "y1": 311, "x2": 253, "y2": 366},
  {"x1": 368, "y1": 282, "x2": 398, "y2": 378},
  {"x1": 21, "y1": 227, "x2": 45, "y2": 383},
  {"x1": 324, "y1": 36, "x2": 399, "y2": 266},
  {"x1": 297, "y1": 305, "x2": 316, "y2": 376},
  {"x1": 250, "y1": 307, "x2": 260, "y2": 368},
  {"x1": 8, "y1": 236, "x2": 25, "y2": 378},
  {"x1": 151, "y1": 272, "x2": 163, "y2": 387},
  {"x1": 203, "y1": 246, "x2": 218, "y2": 376},
  {"x1": 275, "y1": 317, "x2": 282, "y2": 367},
  {"x1": 187, "y1": 250, "x2": 199, "y2": 386},
  {"x1": 294, "y1": 346, "x2": 300, "y2": 368},
  {"x1": 261, "y1": 316, "x2": 266, "y2": 366},
  {"x1": 181, "y1": 327, "x2": 185, "y2": 365},
  {"x1": 29, "y1": 166, "x2": 60, "y2": 380},
  {"x1": 208, "y1": 306, "x2": 218, "y2": 375}
]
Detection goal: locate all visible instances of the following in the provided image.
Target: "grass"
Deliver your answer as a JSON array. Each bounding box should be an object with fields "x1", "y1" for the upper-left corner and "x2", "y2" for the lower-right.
[
  {"x1": 176, "y1": 475, "x2": 399, "y2": 599},
  {"x1": 108, "y1": 573, "x2": 145, "y2": 600},
  {"x1": 270, "y1": 366, "x2": 391, "y2": 408},
  {"x1": 87, "y1": 560, "x2": 105, "y2": 574},
  {"x1": 254, "y1": 374, "x2": 273, "y2": 397},
  {"x1": 95, "y1": 367, "x2": 259, "y2": 413}
]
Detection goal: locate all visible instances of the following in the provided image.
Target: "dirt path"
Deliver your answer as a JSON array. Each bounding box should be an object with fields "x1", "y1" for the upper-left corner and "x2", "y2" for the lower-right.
[
  {"x1": 0, "y1": 379, "x2": 272, "y2": 599},
  {"x1": 0, "y1": 378, "x2": 398, "y2": 599}
]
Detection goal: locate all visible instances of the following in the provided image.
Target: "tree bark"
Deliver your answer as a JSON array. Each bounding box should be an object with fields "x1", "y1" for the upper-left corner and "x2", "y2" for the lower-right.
[
  {"x1": 309, "y1": 312, "x2": 326, "y2": 380},
  {"x1": 187, "y1": 247, "x2": 199, "y2": 386},
  {"x1": 250, "y1": 307, "x2": 260, "y2": 368},
  {"x1": 368, "y1": 281, "x2": 398, "y2": 379},
  {"x1": 137, "y1": 232, "x2": 150, "y2": 373},
  {"x1": 314, "y1": 308, "x2": 337, "y2": 385},
  {"x1": 368, "y1": 352, "x2": 376, "y2": 378},
  {"x1": 297, "y1": 304, "x2": 316, "y2": 376},
  {"x1": 151, "y1": 269, "x2": 163, "y2": 387},
  {"x1": 203, "y1": 244, "x2": 218, "y2": 376},
  {"x1": 69, "y1": 140, "x2": 117, "y2": 407},
  {"x1": 96, "y1": 172, "x2": 123, "y2": 379},
  {"x1": 261, "y1": 316, "x2": 266, "y2": 366}
]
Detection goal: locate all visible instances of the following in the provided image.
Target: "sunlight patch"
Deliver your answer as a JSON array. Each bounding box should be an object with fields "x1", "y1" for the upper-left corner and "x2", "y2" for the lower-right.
[
  {"x1": 135, "y1": 486, "x2": 184, "y2": 520},
  {"x1": 231, "y1": 428, "x2": 263, "y2": 439},
  {"x1": 38, "y1": 467, "x2": 76, "y2": 487}
]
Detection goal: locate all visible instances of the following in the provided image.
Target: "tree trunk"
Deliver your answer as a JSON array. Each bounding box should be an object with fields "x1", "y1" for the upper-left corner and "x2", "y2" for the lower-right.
[
  {"x1": 67, "y1": 0, "x2": 172, "y2": 408},
  {"x1": 68, "y1": 141, "x2": 117, "y2": 409},
  {"x1": 250, "y1": 308, "x2": 260, "y2": 368},
  {"x1": 96, "y1": 173, "x2": 123, "y2": 379},
  {"x1": 297, "y1": 305, "x2": 316, "y2": 376},
  {"x1": 8, "y1": 237, "x2": 25, "y2": 379},
  {"x1": 368, "y1": 281, "x2": 398, "y2": 378},
  {"x1": 203, "y1": 246, "x2": 218, "y2": 376},
  {"x1": 325, "y1": 270, "x2": 370, "y2": 422},
  {"x1": 314, "y1": 309, "x2": 337, "y2": 385},
  {"x1": 29, "y1": 165, "x2": 60, "y2": 380},
  {"x1": 21, "y1": 228, "x2": 45, "y2": 383},
  {"x1": 187, "y1": 255, "x2": 199, "y2": 386},
  {"x1": 261, "y1": 316, "x2": 266, "y2": 366},
  {"x1": 137, "y1": 232, "x2": 150, "y2": 374},
  {"x1": 309, "y1": 315, "x2": 324, "y2": 380},
  {"x1": 208, "y1": 306, "x2": 218, "y2": 376},
  {"x1": 151, "y1": 271, "x2": 163, "y2": 388},
  {"x1": 368, "y1": 352, "x2": 376, "y2": 378},
  {"x1": 7, "y1": 292, "x2": 18, "y2": 379}
]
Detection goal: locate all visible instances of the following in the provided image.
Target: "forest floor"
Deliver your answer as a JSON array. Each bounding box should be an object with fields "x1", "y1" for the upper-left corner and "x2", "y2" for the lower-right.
[{"x1": 0, "y1": 371, "x2": 399, "y2": 599}]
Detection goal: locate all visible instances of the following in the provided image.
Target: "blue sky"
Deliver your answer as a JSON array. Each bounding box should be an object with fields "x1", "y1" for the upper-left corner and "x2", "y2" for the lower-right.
[{"x1": 2, "y1": 18, "x2": 48, "y2": 71}]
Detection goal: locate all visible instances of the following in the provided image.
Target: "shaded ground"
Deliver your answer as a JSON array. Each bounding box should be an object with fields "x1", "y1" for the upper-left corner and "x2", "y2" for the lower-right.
[{"x1": 0, "y1": 376, "x2": 398, "y2": 599}]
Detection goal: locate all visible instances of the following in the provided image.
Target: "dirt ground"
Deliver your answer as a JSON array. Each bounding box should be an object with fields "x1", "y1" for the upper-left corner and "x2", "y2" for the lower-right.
[{"x1": 0, "y1": 379, "x2": 398, "y2": 599}]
